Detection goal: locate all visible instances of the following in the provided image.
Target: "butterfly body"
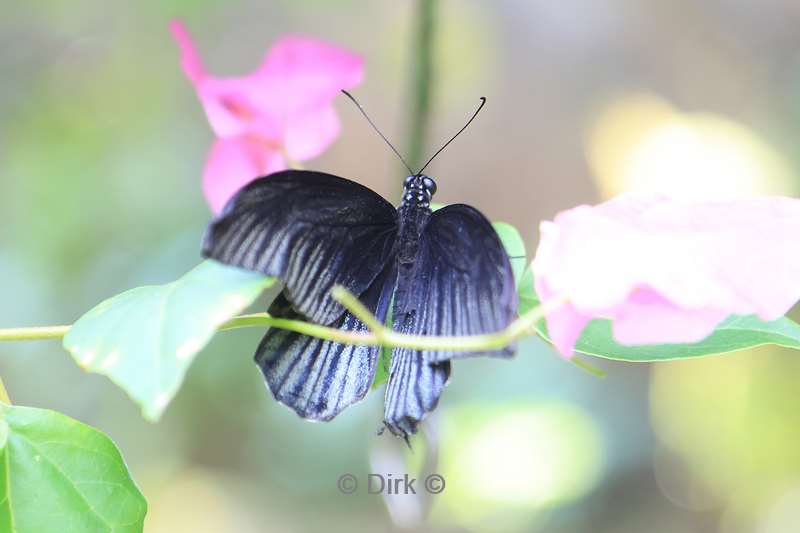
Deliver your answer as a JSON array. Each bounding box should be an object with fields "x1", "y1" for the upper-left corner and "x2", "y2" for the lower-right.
[{"x1": 203, "y1": 169, "x2": 517, "y2": 437}]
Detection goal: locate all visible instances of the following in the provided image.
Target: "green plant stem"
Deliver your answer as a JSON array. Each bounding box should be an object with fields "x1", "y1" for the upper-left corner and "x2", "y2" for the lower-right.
[
  {"x1": 0, "y1": 287, "x2": 566, "y2": 353},
  {"x1": 406, "y1": 0, "x2": 437, "y2": 172}
]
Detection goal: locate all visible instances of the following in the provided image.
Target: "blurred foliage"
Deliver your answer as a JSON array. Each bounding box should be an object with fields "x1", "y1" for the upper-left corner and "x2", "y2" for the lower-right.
[
  {"x1": 433, "y1": 402, "x2": 605, "y2": 531},
  {"x1": 2, "y1": 1, "x2": 800, "y2": 532},
  {"x1": 651, "y1": 348, "x2": 800, "y2": 532}
]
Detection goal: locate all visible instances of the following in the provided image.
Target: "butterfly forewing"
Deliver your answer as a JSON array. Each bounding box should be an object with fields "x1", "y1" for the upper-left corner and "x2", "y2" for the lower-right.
[
  {"x1": 381, "y1": 203, "x2": 517, "y2": 436},
  {"x1": 202, "y1": 170, "x2": 398, "y2": 325},
  {"x1": 406, "y1": 203, "x2": 517, "y2": 361}
]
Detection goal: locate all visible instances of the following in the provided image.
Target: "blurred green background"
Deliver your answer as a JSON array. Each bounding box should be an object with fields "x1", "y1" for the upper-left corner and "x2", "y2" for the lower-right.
[{"x1": 3, "y1": 1, "x2": 800, "y2": 532}]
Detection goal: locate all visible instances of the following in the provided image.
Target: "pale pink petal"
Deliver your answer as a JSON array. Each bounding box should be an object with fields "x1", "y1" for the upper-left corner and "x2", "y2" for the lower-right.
[
  {"x1": 192, "y1": 80, "x2": 256, "y2": 138},
  {"x1": 535, "y1": 278, "x2": 592, "y2": 355},
  {"x1": 283, "y1": 104, "x2": 340, "y2": 161},
  {"x1": 254, "y1": 35, "x2": 364, "y2": 114},
  {"x1": 170, "y1": 20, "x2": 283, "y2": 139},
  {"x1": 193, "y1": 77, "x2": 284, "y2": 139},
  {"x1": 202, "y1": 137, "x2": 286, "y2": 213},
  {"x1": 549, "y1": 307, "x2": 591, "y2": 356},
  {"x1": 169, "y1": 20, "x2": 205, "y2": 82},
  {"x1": 533, "y1": 193, "x2": 800, "y2": 357},
  {"x1": 610, "y1": 287, "x2": 728, "y2": 345},
  {"x1": 172, "y1": 24, "x2": 361, "y2": 155}
]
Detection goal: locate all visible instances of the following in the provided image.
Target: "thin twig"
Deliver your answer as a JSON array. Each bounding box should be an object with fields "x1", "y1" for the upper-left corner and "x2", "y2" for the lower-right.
[
  {"x1": 570, "y1": 356, "x2": 606, "y2": 378},
  {"x1": 0, "y1": 289, "x2": 566, "y2": 354},
  {"x1": 330, "y1": 285, "x2": 567, "y2": 351},
  {"x1": 330, "y1": 286, "x2": 388, "y2": 335},
  {"x1": 0, "y1": 325, "x2": 71, "y2": 341}
]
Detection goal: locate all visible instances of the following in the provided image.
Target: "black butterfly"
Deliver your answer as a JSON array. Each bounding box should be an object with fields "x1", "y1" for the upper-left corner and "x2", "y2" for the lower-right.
[{"x1": 201, "y1": 97, "x2": 518, "y2": 437}]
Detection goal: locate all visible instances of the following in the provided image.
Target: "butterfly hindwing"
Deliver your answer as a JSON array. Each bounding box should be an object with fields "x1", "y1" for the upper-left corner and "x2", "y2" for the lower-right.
[
  {"x1": 256, "y1": 264, "x2": 397, "y2": 421},
  {"x1": 383, "y1": 347, "x2": 451, "y2": 438},
  {"x1": 203, "y1": 170, "x2": 398, "y2": 325}
]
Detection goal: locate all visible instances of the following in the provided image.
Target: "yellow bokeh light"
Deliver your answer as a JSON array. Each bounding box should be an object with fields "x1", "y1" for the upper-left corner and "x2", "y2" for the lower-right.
[
  {"x1": 587, "y1": 93, "x2": 794, "y2": 200},
  {"x1": 755, "y1": 485, "x2": 800, "y2": 533},
  {"x1": 144, "y1": 467, "x2": 265, "y2": 533},
  {"x1": 434, "y1": 402, "x2": 605, "y2": 530},
  {"x1": 650, "y1": 348, "x2": 800, "y2": 526}
]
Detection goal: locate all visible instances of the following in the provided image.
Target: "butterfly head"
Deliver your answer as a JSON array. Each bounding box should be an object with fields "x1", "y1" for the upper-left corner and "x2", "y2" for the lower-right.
[{"x1": 402, "y1": 174, "x2": 437, "y2": 208}]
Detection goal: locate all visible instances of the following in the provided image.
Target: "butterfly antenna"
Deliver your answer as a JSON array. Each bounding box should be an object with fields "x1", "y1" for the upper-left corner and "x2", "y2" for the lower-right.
[
  {"x1": 341, "y1": 90, "x2": 415, "y2": 176},
  {"x1": 416, "y1": 96, "x2": 486, "y2": 176}
]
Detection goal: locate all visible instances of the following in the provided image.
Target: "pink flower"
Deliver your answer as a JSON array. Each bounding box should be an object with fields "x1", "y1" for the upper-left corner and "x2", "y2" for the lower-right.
[
  {"x1": 533, "y1": 193, "x2": 800, "y2": 357},
  {"x1": 170, "y1": 20, "x2": 364, "y2": 213}
]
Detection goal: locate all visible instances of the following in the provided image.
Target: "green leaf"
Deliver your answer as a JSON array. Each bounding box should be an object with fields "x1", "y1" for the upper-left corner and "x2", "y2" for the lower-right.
[
  {"x1": 518, "y1": 277, "x2": 800, "y2": 361},
  {"x1": 372, "y1": 348, "x2": 392, "y2": 390},
  {"x1": 517, "y1": 267, "x2": 538, "y2": 316},
  {"x1": 569, "y1": 314, "x2": 800, "y2": 361},
  {"x1": 63, "y1": 261, "x2": 275, "y2": 420},
  {"x1": 371, "y1": 296, "x2": 395, "y2": 390},
  {"x1": 0, "y1": 403, "x2": 146, "y2": 532},
  {"x1": 492, "y1": 221, "x2": 527, "y2": 285}
]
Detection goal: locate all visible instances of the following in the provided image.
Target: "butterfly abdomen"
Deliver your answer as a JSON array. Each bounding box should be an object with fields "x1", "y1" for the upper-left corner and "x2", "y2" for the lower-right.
[
  {"x1": 393, "y1": 202, "x2": 431, "y2": 316},
  {"x1": 395, "y1": 205, "x2": 430, "y2": 262}
]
